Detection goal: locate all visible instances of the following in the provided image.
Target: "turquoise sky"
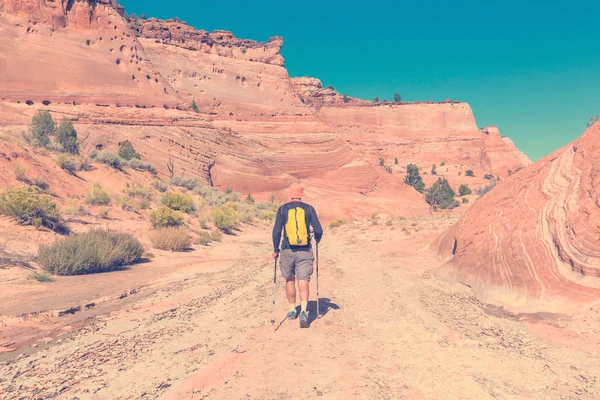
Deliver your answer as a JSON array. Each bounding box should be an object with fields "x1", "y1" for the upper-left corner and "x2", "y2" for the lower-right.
[{"x1": 120, "y1": 0, "x2": 600, "y2": 161}]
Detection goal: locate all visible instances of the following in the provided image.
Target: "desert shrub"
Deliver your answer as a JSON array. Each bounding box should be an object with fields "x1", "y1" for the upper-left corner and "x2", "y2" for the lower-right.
[
  {"x1": 149, "y1": 206, "x2": 184, "y2": 228},
  {"x1": 161, "y1": 191, "x2": 195, "y2": 213},
  {"x1": 119, "y1": 196, "x2": 137, "y2": 212},
  {"x1": 426, "y1": 178, "x2": 456, "y2": 210},
  {"x1": 458, "y1": 184, "x2": 472, "y2": 196},
  {"x1": 379, "y1": 157, "x2": 385, "y2": 166},
  {"x1": 56, "y1": 155, "x2": 77, "y2": 174},
  {"x1": 38, "y1": 229, "x2": 143, "y2": 275},
  {"x1": 98, "y1": 207, "x2": 110, "y2": 219},
  {"x1": 0, "y1": 186, "x2": 62, "y2": 230},
  {"x1": 118, "y1": 140, "x2": 140, "y2": 161},
  {"x1": 199, "y1": 217, "x2": 209, "y2": 229},
  {"x1": 431, "y1": 164, "x2": 437, "y2": 175},
  {"x1": 32, "y1": 176, "x2": 48, "y2": 190},
  {"x1": 476, "y1": 180, "x2": 497, "y2": 197},
  {"x1": 88, "y1": 150, "x2": 98, "y2": 160},
  {"x1": 28, "y1": 271, "x2": 55, "y2": 282},
  {"x1": 13, "y1": 162, "x2": 27, "y2": 182},
  {"x1": 152, "y1": 180, "x2": 168, "y2": 192},
  {"x1": 440, "y1": 161, "x2": 446, "y2": 166},
  {"x1": 86, "y1": 182, "x2": 111, "y2": 206},
  {"x1": 465, "y1": 169, "x2": 474, "y2": 177},
  {"x1": 64, "y1": 198, "x2": 87, "y2": 217},
  {"x1": 241, "y1": 209, "x2": 254, "y2": 224},
  {"x1": 245, "y1": 193, "x2": 255, "y2": 204},
  {"x1": 404, "y1": 164, "x2": 425, "y2": 193},
  {"x1": 394, "y1": 157, "x2": 398, "y2": 165},
  {"x1": 137, "y1": 197, "x2": 151, "y2": 210},
  {"x1": 128, "y1": 158, "x2": 157, "y2": 174},
  {"x1": 587, "y1": 114, "x2": 600, "y2": 128},
  {"x1": 78, "y1": 157, "x2": 93, "y2": 171},
  {"x1": 125, "y1": 184, "x2": 152, "y2": 200},
  {"x1": 191, "y1": 99, "x2": 199, "y2": 113},
  {"x1": 484, "y1": 173, "x2": 494, "y2": 180},
  {"x1": 258, "y1": 209, "x2": 276, "y2": 221},
  {"x1": 194, "y1": 231, "x2": 213, "y2": 246},
  {"x1": 29, "y1": 110, "x2": 55, "y2": 147},
  {"x1": 212, "y1": 205, "x2": 239, "y2": 232},
  {"x1": 55, "y1": 117, "x2": 79, "y2": 154},
  {"x1": 142, "y1": 251, "x2": 155, "y2": 258},
  {"x1": 384, "y1": 165, "x2": 392, "y2": 173},
  {"x1": 329, "y1": 219, "x2": 344, "y2": 229},
  {"x1": 171, "y1": 176, "x2": 203, "y2": 191},
  {"x1": 462, "y1": 197, "x2": 469, "y2": 203},
  {"x1": 96, "y1": 151, "x2": 124, "y2": 169},
  {"x1": 211, "y1": 229, "x2": 223, "y2": 242},
  {"x1": 149, "y1": 227, "x2": 191, "y2": 251},
  {"x1": 508, "y1": 169, "x2": 513, "y2": 176}
]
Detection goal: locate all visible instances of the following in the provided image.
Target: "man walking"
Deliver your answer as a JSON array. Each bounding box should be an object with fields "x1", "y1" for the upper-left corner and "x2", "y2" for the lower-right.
[{"x1": 272, "y1": 183, "x2": 323, "y2": 328}]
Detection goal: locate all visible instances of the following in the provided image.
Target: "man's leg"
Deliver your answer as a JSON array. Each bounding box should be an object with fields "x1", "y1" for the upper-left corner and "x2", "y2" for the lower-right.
[
  {"x1": 280, "y1": 250, "x2": 298, "y2": 319},
  {"x1": 298, "y1": 280, "x2": 310, "y2": 313},
  {"x1": 285, "y1": 278, "x2": 297, "y2": 306},
  {"x1": 296, "y1": 250, "x2": 315, "y2": 328}
]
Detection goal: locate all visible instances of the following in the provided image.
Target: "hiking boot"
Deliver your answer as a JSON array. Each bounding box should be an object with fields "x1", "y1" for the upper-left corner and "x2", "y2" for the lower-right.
[
  {"x1": 299, "y1": 311, "x2": 309, "y2": 328},
  {"x1": 286, "y1": 311, "x2": 298, "y2": 320}
]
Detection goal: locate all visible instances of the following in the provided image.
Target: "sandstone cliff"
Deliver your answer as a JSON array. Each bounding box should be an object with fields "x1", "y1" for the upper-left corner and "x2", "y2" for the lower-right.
[{"x1": 436, "y1": 122, "x2": 600, "y2": 312}]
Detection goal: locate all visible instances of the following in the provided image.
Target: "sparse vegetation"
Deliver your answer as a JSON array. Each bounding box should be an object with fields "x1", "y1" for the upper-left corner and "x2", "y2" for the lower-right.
[
  {"x1": 161, "y1": 191, "x2": 195, "y2": 213},
  {"x1": 78, "y1": 157, "x2": 93, "y2": 172},
  {"x1": 328, "y1": 219, "x2": 344, "y2": 229},
  {"x1": 28, "y1": 271, "x2": 55, "y2": 282},
  {"x1": 245, "y1": 193, "x2": 255, "y2": 204},
  {"x1": 32, "y1": 176, "x2": 48, "y2": 190},
  {"x1": 458, "y1": 184, "x2": 472, "y2": 196},
  {"x1": 440, "y1": 161, "x2": 446, "y2": 166},
  {"x1": 194, "y1": 231, "x2": 213, "y2": 246},
  {"x1": 96, "y1": 151, "x2": 124, "y2": 169},
  {"x1": 426, "y1": 178, "x2": 458, "y2": 210},
  {"x1": 394, "y1": 157, "x2": 398, "y2": 165},
  {"x1": 466, "y1": 169, "x2": 474, "y2": 177},
  {"x1": 462, "y1": 197, "x2": 469, "y2": 203},
  {"x1": 393, "y1": 93, "x2": 401, "y2": 103},
  {"x1": 484, "y1": 173, "x2": 494, "y2": 180},
  {"x1": 149, "y1": 227, "x2": 191, "y2": 251},
  {"x1": 55, "y1": 117, "x2": 79, "y2": 154},
  {"x1": 508, "y1": 169, "x2": 513, "y2": 176},
  {"x1": 431, "y1": 164, "x2": 437, "y2": 175},
  {"x1": 0, "y1": 186, "x2": 62, "y2": 230},
  {"x1": 379, "y1": 157, "x2": 385, "y2": 167},
  {"x1": 28, "y1": 110, "x2": 55, "y2": 147},
  {"x1": 13, "y1": 162, "x2": 27, "y2": 182},
  {"x1": 118, "y1": 140, "x2": 140, "y2": 161},
  {"x1": 149, "y1": 206, "x2": 185, "y2": 229},
  {"x1": 38, "y1": 229, "x2": 144, "y2": 275},
  {"x1": 56, "y1": 155, "x2": 77, "y2": 175},
  {"x1": 127, "y1": 158, "x2": 157, "y2": 174},
  {"x1": 587, "y1": 115, "x2": 600, "y2": 128},
  {"x1": 476, "y1": 180, "x2": 497, "y2": 197},
  {"x1": 152, "y1": 180, "x2": 168, "y2": 193},
  {"x1": 404, "y1": 164, "x2": 425, "y2": 193},
  {"x1": 86, "y1": 182, "x2": 111, "y2": 206},
  {"x1": 373, "y1": 96, "x2": 380, "y2": 103},
  {"x1": 211, "y1": 229, "x2": 223, "y2": 242}
]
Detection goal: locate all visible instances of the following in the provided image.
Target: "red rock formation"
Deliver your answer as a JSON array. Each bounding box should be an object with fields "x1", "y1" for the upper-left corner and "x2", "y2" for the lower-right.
[{"x1": 436, "y1": 122, "x2": 600, "y2": 312}]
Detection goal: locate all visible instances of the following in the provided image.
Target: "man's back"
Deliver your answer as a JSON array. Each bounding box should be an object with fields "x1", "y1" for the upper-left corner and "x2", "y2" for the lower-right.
[{"x1": 272, "y1": 201, "x2": 323, "y2": 252}]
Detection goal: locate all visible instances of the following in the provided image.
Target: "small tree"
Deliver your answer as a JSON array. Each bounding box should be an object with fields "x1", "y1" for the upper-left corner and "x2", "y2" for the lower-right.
[
  {"x1": 393, "y1": 93, "x2": 401, "y2": 103},
  {"x1": 246, "y1": 193, "x2": 255, "y2": 204},
  {"x1": 484, "y1": 173, "x2": 494, "y2": 180},
  {"x1": 394, "y1": 157, "x2": 398, "y2": 165},
  {"x1": 426, "y1": 178, "x2": 457, "y2": 210},
  {"x1": 404, "y1": 164, "x2": 425, "y2": 193},
  {"x1": 118, "y1": 140, "x2": 141, "y2": 161},
  {"x1": 342, "y1": 95, "x2": 350, "y2": 103},
  {"x1": 440, "y1": 161, "x2": 446, "y2": 166},
  {"x1": 55, "y1": 117, "x2": 79, "y2": 154},
  {"x1": 191, "y1": 99, "x2": 199, "y2": 113},
  {"x1": 30, "y1": 110, "x2": 55, "y2": 147},
  {"x1": 373, "y1": 96, "x2": 380, "y2": 103},
  {"x1": 587, "y1": 115, "x2": 600, "y2": 128},
  {"x1": 431, "y1": 164, "x2": 437, "y2": 175},
  {"x1": 466, "y1": 169, "x2": 474, "y2": 177},
  {"x1": 379, "y1": 157, "x2": 385, "y2": 166},
  {"x1": 458, "y1": 184, "x2": 472, "y2": 196}
]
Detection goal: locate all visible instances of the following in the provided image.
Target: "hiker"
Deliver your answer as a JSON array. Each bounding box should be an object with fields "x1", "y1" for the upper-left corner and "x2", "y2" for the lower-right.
[{"x1": 272, "y1": 183, "x2": 323, "y2": 328}]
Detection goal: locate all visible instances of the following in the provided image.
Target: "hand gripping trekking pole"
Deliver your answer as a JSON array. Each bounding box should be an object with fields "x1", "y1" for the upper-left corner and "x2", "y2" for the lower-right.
[
  {"x1": 316, "y1": 240, "x2": 320, "y2": 319},
  {"x1": 271, "y1": 256, "x2": 277, "y2": 325}
]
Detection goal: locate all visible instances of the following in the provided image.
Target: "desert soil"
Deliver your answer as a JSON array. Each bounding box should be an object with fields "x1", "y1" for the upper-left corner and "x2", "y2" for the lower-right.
[{"x1": 1, "y1": 219, "x2": 599, "y2": 400}]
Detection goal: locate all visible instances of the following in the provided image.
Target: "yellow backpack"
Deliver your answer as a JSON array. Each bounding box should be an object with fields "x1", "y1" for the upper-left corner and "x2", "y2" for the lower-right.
[{"x1": 285, "y1": 207, "x2": 309, "y2": 246}]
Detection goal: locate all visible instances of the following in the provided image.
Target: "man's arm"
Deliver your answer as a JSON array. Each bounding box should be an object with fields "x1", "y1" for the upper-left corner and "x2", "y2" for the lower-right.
[
  {"x1": 310, "y1": 206, "x2": 323, "y2": 243},
  {"x1": 272, "y1": 207, "x2": 284, "y2": 253}
]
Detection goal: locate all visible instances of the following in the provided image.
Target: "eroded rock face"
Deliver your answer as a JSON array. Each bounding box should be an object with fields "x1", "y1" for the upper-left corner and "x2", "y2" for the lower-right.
[{"x1": 436, "y1": 122, "x2": 600, "y2": 312}]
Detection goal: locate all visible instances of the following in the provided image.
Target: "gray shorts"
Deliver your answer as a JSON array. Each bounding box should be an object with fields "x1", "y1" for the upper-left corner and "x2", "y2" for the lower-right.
[{"x1": 280, "y1": 249, "x2": 314, "y2": 281}]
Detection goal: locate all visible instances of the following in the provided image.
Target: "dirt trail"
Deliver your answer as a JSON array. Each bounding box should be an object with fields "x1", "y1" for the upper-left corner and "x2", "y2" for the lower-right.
[{"x1": 1, "y1": 221, "x2": 599, "y2": 399}]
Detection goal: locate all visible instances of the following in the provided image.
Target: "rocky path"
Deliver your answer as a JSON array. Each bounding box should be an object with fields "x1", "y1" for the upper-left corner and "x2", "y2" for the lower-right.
[{"x1": 1, "y1": 222, "x2": 599, "y2": 399}]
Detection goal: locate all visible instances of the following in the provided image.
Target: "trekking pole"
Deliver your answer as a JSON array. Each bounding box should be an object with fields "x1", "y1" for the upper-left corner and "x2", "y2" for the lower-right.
[
  {"x1": 271, "y1": 256, "x2": 277, "y2": 325},
  {"x1": 316, "y1": 241, "x2": 320, "y2": 318}
]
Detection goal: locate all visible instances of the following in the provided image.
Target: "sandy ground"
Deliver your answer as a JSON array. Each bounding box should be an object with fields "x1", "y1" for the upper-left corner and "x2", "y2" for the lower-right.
[{"x1": 1, "y1": 219, "x2": 600, "y2": 399}]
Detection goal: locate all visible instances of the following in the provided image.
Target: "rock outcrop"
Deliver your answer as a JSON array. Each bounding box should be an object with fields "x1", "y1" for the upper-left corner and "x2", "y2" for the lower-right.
[{"x1": 436, "y1": 122, "x2": 600, "y2": 312}]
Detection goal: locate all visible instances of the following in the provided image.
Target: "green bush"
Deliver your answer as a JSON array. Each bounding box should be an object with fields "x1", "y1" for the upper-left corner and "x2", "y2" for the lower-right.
[
  {"x1": 465, "y1": 169, "x2": 474, "y2": 177},
  {"x1": 379, "y1": 157, "x2": 385, "y2": 166},
  {"x1": 328, "y1": 219, "x2": 344, "y2": 229},
  {"x1": 78, "y1": 157, "x2": 93, "y2": 172},
  {"x1": 149, "y1": 206, "x2": 185, "y2": 228},
  {"x1": 431, "y1": 164, "x2": 437, "y2": 175},
  {"x1": 149, "y1": 227, "x2": 191, "y2": 251},
  {"x1": 13, "y1": 162, "x2": 27, "y2": 182},
  {"x1": 241, "y1": 209, "x2": 254, "y2": 224},
  {"x1": 484, "y1": 173, "x2": 494, "y2": 180},
  {"x1": 96, "y1": 151, "x2": 124, "y2": 169},
  {"x1": 38, "y1": 229, "x2": 143, "y2": 275},
  {"x1": 124, "y1": 184, "x2": 152, "y2": 200},
  {"x1": 458, "y1": 184, "x2": 472, "y2": 196},
  {"x1": 127, "y1": 158, "x2": 156, "y2": 174},
  {"x1": 161, "y1": 191, "x2": 195, "y2": 213},
  {"x1": 119, "y1": 196, "x2": 137, "y2": 212},
  {"x1": 245, "y1": 193, "x2": 255, "y2": 204},
  {"x1": 28, "y1": 271, "x2": 55, "y2": 282},
  {"x1": 404, "y1": 164, "x2": 425, "y2": 193},
  {"x1": 32, "y1": 176, "x2": 48, "y2": 190},
  {"x1": 426, "y1": 178, "x2": 456, "y2": 210},
  {"x1": 0, "y1": 186, "x2": 62, "y2": 230},
  {"x1": 194, "y1": 231, "x2": 213, "y2": 246},
  {"x1": 118, "y1": 140, "x2": 140, "y2": 161},
  {"x1": 462, "y1": 197, "x2": 469, "y2": 203},
  {"x1": 152, "y1": 180, "x2": 168, "y2": 193},
  {"x1": 29, "y1": 110, "x2": 55, "y2": 147},
  {"x1": 171, "y1": 176, "x2": 203, "y2": 191},
  {"x1": 211, "y1": 229, "x2": 223, "y2": 242},
  {"x1": 55, "y1": 117, "x2": 79, "y2": 154},
  {"x1": 86, "y1": 182, "x2": 111, "y2": 206},
  {"x1": 440, "y1": 161, "x2": 446, "y2": 166},
  {"x1": 191, "y1": 99, "x2": 199, "y2": 113},
  {"x1": 56, "y1": 155, "x2": 77, "y2": 174},
  {"x1": 212, "y1": 205, "x2": 238, "y2": 232},
  {"x1": 394, "y1": 157, "x2": 398, "y2": 165}
]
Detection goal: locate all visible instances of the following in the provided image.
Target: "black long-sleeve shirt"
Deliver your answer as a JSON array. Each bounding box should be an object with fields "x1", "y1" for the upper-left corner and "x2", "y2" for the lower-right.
[{"x1": 272, "y1": 201, "x2": 323, "y2": 252}]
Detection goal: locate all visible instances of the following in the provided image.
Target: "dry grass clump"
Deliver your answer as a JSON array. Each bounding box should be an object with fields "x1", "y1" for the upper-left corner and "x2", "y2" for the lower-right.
[
  {"x1": 0, "y1": 186, "x2": 63, "y2": 231},
  {"x1": 86, "y1": 182, "x2": 111, "y2": 206},
  {"x1": 38, "y1": 229, "x2": 144, "y2": 275},
  {"x1": 149, "y1": 227, "x2": 191, "y2": 251}
]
